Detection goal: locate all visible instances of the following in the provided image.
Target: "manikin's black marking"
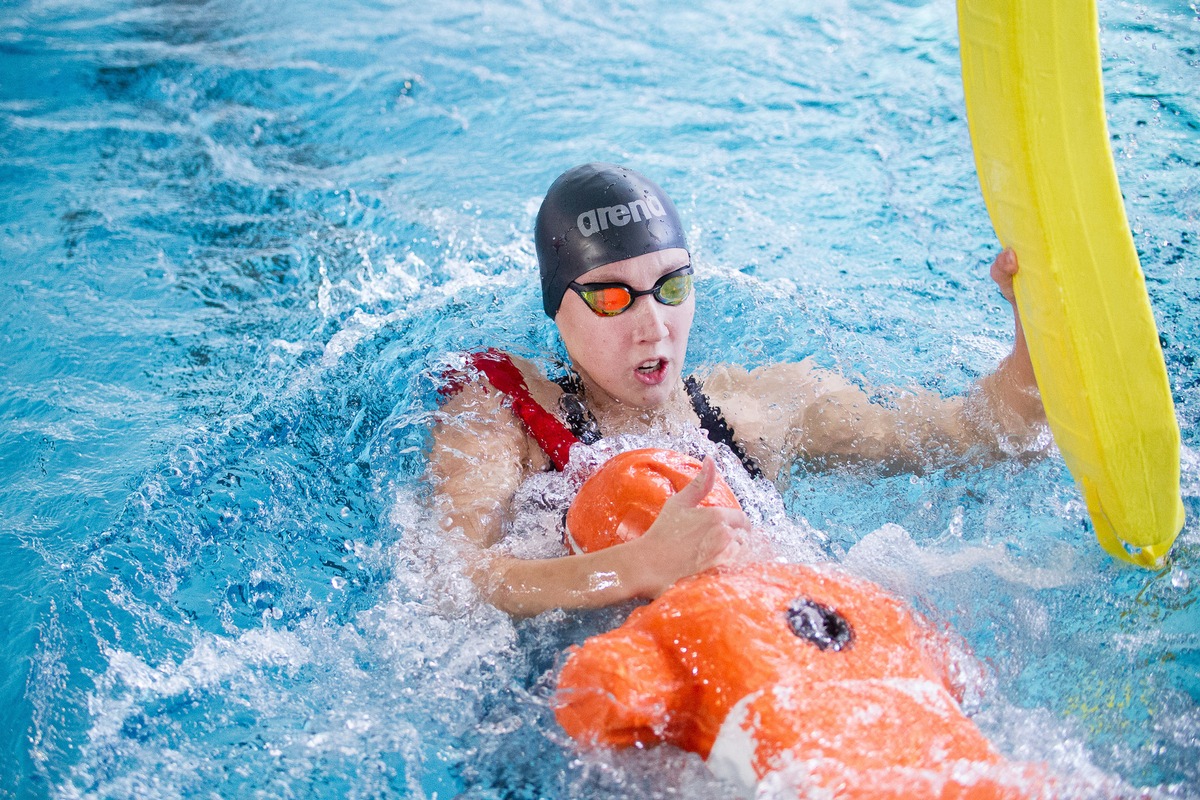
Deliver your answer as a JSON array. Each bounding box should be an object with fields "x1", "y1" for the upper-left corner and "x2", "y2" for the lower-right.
[{"x1": 786, "y1": 598, "x2": 854, "y2": 652}]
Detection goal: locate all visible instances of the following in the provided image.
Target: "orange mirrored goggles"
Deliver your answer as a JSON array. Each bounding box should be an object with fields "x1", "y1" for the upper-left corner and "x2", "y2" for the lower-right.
[{"x1": 567, "y1": 266, "x2": 694, "y2": 317}]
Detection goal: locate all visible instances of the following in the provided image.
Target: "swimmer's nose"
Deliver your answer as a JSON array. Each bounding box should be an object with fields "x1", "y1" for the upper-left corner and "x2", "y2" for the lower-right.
[{"x1": 629, "y1": 294, "x2": 671, "y2": 342}]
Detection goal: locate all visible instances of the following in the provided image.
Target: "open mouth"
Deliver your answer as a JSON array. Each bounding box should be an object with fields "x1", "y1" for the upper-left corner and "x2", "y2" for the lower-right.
[
  {"x1": 636, "y1": 358, "x2": 663, "y2": 373},
  {"x1": 634, "y1": 358, "x2": 668, "y2": 384}
]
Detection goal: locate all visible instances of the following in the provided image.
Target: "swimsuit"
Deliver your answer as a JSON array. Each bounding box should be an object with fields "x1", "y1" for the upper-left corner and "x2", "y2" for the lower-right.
[{"x1": 450, "y1": 348, "x2": 762, "y2": 477}]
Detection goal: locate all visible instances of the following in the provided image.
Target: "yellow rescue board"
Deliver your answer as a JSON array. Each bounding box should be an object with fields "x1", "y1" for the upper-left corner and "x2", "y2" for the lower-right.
[{"x1": 957, "y1": 0, "x2": 1184, "y2": 566}]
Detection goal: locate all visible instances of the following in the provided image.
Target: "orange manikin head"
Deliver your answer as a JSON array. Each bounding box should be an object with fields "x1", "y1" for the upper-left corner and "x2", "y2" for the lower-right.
[{"x1": 564, "y1": 448, "x2": 740, "y2": 554}]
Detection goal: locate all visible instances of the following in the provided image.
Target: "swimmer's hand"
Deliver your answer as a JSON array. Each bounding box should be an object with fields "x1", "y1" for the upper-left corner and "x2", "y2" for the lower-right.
[
  {"x1": 982, "y1": 247, "x2": 1045, "y2": 426},
  {"x1": 991, "y1": 247, "x2": 1018, "y2": 304},
  {"x1": 622, "y1": 457, "x2": 751, "y2": 599}
]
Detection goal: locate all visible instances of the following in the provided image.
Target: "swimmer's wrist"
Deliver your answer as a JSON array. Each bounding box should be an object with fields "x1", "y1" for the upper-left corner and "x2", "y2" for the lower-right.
[{"x1": 607, "y1": 538, "x2": 661, "y2": 600}]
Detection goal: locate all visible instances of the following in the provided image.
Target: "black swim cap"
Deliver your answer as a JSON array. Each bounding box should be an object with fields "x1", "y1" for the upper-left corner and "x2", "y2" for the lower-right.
[{"x1": 535, "y1": 163, "x2": 688, "y2": 318}]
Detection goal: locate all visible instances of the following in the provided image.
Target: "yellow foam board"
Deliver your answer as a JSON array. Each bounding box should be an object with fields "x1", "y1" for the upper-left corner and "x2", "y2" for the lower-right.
[{"x1": 957, "y1": 0, "x2": 1183, "y2": 566}]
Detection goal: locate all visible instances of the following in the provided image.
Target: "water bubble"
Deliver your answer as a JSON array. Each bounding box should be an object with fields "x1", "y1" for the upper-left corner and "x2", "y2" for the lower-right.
[{"x1": 1171, "y1": 568, "x2": 1191, "y2": 591}]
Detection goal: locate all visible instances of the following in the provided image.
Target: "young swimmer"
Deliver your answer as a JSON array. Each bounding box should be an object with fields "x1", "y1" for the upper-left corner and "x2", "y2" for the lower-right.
[{"x1": 430, "y1": 162, "x2": 1046, "y2": 617}]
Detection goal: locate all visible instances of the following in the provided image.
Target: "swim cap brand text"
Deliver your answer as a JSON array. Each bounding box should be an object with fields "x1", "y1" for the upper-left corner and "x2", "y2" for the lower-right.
[{"x1": 576, "y1": 195, "x2": 667, "y2": 237}]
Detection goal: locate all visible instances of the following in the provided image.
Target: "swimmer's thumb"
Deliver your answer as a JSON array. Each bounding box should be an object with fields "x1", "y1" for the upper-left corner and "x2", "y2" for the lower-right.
[{"x1": 671, "y1": 457, "x2": 717, "y2": 509}]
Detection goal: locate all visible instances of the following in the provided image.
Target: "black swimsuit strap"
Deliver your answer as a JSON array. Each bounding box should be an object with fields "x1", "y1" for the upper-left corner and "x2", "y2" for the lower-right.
[
  {"x1": 684, "y1": 376, "x2": 763, "y2": 479},
  {"x1": 554, "y1": 372, "x2": 602, "y2": 444},
  {"x1": 554, "y1": 369, "x2": 763, "y2": 479}
]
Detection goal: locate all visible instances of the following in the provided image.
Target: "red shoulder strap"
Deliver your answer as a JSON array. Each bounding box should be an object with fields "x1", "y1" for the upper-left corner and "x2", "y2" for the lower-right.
[{"x1": 463, "y1": 349, "x2": 578, "y2": 471}]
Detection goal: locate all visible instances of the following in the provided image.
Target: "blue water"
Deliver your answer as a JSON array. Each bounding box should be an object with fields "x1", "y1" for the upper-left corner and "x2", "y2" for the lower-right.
[{"x1": 1, "y1": 0, "x2": 1197, "y2": 797}]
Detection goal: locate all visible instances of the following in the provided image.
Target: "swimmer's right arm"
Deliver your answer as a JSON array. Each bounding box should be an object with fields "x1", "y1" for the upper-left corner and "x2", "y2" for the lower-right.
[{"x1": 430, "y1": 385, "x2": 747, "y2": 617}]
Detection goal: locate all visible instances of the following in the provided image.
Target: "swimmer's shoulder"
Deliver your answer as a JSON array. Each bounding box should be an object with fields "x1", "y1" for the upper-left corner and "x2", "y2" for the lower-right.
[
  {"x1": 698, "y1": 359, "x2": 854, "y2": 479},
  {"x1": 435, "y1": 351, "x2": 558, "y2": 471},
  {"x1": 700, "y1": 358, "x2": 842, "y2": 409},
  {"x1": 440, "y1": 351, "x2": 561, "y2": 406},
  {"x1": 507, "y1": 353, "x2": 565, "y2": 412},
  {"x1": 482, "y1": 352, "x2": 561, "y2": 472}
]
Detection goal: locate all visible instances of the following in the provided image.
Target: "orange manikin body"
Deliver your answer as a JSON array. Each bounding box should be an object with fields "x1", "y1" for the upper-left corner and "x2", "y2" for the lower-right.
[{"x1": 554, "y1": 448, "x2": 1046, "y2": 798}]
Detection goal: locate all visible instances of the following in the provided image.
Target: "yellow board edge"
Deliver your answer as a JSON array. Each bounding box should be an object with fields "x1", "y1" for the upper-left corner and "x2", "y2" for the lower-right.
[{"x1": 956, "y1": 0, "x2": 1184, "y2": 566}]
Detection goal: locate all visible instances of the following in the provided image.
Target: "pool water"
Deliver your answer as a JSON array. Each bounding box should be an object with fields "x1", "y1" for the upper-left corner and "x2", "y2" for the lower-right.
[{"x1": 1, "y1": 0, "x2": 1198, "y2": 797}]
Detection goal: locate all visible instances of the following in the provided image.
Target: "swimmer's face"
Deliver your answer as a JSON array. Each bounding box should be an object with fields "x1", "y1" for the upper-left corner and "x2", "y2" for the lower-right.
[{"x1": 555, "y1": 248, "x2": 694, "y2": 410}]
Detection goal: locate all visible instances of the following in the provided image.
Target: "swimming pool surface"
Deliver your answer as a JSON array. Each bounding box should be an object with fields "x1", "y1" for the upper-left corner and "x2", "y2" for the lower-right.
[{"x1": 2, "y1": 0, "x2": 1198, "y2": 797}]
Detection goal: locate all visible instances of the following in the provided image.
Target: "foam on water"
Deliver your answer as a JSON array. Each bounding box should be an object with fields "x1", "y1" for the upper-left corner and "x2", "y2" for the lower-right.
[{"x1": 2, "y1": 0, "x2": 1198, "y2": 797}]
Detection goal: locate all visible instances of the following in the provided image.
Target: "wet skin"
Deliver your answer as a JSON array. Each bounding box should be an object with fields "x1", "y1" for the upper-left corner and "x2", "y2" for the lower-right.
[{"x1": 554, "y1": 247, "x2": 695, "y2": 414}]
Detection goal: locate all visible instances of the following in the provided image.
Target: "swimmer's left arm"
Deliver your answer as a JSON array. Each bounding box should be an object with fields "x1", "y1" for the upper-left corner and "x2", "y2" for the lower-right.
[
  {"x1": 972, "y1": 248, "x2": 1044, "y2": 432},
  {"x1": 709, "y1": 250, "x2": 1046, "y2": 478},
  {"x1": 924, "y1": 248, "x2": 1046, "y2": 468}
]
